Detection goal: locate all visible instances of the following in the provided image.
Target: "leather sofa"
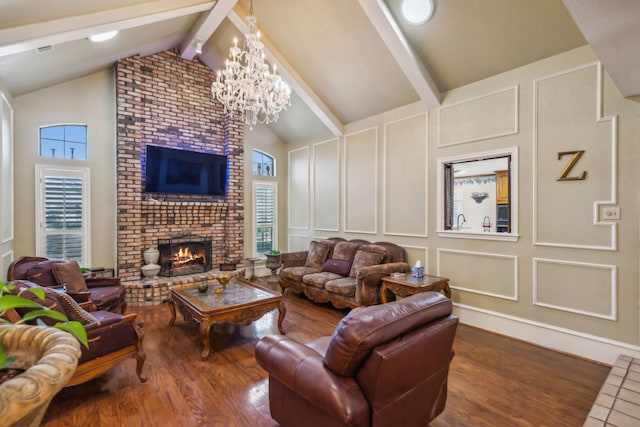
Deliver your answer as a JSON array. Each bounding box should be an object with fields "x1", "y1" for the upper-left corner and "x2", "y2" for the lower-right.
[
  {"x1": 279, "y1": 237, "x2": 411, "y2": 308},
  {"x1": 7, "y1": 256, "x2": 126, "y2": 314},
  {"x1": 8, "y1": 280, "x2": 146, "y2": 386},
  {"x1": 255, "y1": 292, "x2": 458, "y2": 427}
]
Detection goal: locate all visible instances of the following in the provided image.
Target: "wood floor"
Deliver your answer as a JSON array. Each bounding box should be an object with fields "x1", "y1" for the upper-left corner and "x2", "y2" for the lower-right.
[{"x1": 41, "y1": 282, "x2": 609, "y2": 427}]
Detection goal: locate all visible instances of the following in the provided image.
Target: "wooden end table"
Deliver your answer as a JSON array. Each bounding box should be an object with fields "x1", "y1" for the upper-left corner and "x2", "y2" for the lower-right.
[
  {"x1": 168, "y1": 277, "x2": 285, "y2": 360},
  {"x1": 380, "y1": 274, "x2": 451, "y2": 303}
]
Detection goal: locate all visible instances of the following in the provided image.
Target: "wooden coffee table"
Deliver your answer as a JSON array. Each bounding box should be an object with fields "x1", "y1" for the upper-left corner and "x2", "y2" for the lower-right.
[
  {"x1": 168, "y1": 277, "x2": 285, "y2": 360},
  {"x1": 380, "y1": 274, "x2": 451, "y2": 303}
]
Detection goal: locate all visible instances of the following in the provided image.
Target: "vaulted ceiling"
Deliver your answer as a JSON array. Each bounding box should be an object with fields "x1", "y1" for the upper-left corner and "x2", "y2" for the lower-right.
[{"x1": 0, "y1": 0, "x2": 638, "y2": 143}]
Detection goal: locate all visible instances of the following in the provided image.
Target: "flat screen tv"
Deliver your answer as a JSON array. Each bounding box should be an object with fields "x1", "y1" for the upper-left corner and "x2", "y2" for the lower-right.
[{"x1": 145, "y1": 145, "x2": 228, "y2": 196}]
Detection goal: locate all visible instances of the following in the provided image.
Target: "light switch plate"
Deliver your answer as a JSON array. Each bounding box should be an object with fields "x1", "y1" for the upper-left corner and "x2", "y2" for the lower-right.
[{"x1": 603, "y1": 207, "x2": 620, "y2": 220}]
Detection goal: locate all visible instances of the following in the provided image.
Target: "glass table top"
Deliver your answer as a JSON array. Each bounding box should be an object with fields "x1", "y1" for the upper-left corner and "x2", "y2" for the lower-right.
[{"x1": 177, "y1": 280, "x2": 277, "y2": 309}]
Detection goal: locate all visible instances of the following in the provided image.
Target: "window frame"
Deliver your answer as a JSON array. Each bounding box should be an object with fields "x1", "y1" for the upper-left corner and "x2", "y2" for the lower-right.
[
  {"x1": 35, "y1": 165, "x2": 91, "y2": 266},
  {"x1": 253, "y1": 180, "x2": 278, "y2": 257},
  {"x1": 437, "y1": 146, "x2": 519, "y2": 241},
  {"x1": 38, "y1": 124, "x2": 88, "y2": 160},
  {"x1": 253, "y1": 149, "x2": 276, "y2": 177}
]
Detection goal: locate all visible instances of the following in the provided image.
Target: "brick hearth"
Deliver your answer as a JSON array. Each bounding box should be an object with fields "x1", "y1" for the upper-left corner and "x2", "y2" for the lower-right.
[
  {"x1": 115, "y1": 49, "x2": 244, "y2": 303},
  {"x1": 125, "y1": 269, "x2": 245, "y2": 307}
]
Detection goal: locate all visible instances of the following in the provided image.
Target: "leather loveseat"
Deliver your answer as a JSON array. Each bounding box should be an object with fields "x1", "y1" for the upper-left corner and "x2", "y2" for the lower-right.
[
  {"x1": 255, "y1": 291, "x2": 458, "y2": 427},
  {"x1": 279, "y1": 237, "x2": 410, "y2": 308}
]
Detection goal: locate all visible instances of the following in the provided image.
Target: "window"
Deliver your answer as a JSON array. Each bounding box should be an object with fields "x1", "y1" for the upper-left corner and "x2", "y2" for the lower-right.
[
  {"x1": 253, "y1": 150, "x2": 275, "y2": 176},
  {"x1": 39, "y1": 124, "x2": 87, "y2": 160},
  {"x1": 254, "y1": 182, "x2": 277, "y2": 255},
  {"x1": 438, "y1": 147, "x2": 518, "y2": 241},
  {"x1": 35, "y1": 166, "x2": 91, "y2": 266}
]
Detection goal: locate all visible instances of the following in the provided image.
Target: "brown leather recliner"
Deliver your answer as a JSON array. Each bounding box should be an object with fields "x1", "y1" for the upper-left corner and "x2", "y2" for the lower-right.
[
  {"x1": 7, "y1": 256, "x2": 126, "y2": 314},
  {"x1": 255, "y1": 292, "x2": 458, "y2": 427}
]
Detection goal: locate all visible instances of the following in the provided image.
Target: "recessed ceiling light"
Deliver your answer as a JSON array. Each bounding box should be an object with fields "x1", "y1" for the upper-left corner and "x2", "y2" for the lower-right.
[
  {"x1": 401, "y1": 0, "x2": 435, "y2": 25},
  {"x1": 89, "y1": 30, "x2": 119, "y2": 43}
]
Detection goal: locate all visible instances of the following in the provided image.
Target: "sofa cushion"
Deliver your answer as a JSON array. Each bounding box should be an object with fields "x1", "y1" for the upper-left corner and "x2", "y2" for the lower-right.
[
  {"x1": 349, "y1": 245, "x2": 387, "y2": 278},
  {"x1": 303, "y1": 271, "x2": 343, "y2": 289},
  {"x1": 52, "y1": 260, "x2": 88, "y2": 292},
  {"x1": 25, "y1": 259, "x2": 65, "y2": 287},
  {"x1": 281, "y1": 265, "x2": 323, "y2": 282},
  {"x1": 322, "y1": 259, "x2": 352, "y2": 276},
  {"x1": 331, "y1": 242, "x2": 362, "y2": 262},
  {"x1": 305, "y1": 240, "x2": 332, "y2": 269},
  {"x1": 325, "y1": 277, "x2": 357, "y2": 297}
]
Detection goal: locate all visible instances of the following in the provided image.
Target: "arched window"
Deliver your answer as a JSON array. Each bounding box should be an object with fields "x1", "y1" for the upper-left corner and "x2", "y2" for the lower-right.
[
  {"x1": 39, "y1": 124, "x2": 87, "y2": 160},
  {"x1": 253, "y1": 150, "x2": 275, "y2": 176}
]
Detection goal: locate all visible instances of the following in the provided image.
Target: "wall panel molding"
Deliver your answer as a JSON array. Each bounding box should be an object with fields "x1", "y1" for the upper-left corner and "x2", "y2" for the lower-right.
[
  {"x1": 312, "y1": 138, "x2": 340, "y2": 232},
  {"x1": 287, "y1": 146, "x2": 310, "y2": 230},
  {"x1": 437, "y1": 85, "x2": 519, "y2": 147},
  {"x1": 382, "y1": 112, "x2": 428, "y2": 237},
  {"x1": 287, "y1": 234, "x2": 310, "y2": 252},
  {"x1": 437, "y1": 248, "x2": 518, "y2": 301},
  {"x1": 533, "y1": 62, "x2": 618, "y2": 250},
  {"x1": 343, "y1": 127, "x2": 377, "y2": 234},
  {"x1": 533, "y1": 258, "x2": 617, "y2": 320}
]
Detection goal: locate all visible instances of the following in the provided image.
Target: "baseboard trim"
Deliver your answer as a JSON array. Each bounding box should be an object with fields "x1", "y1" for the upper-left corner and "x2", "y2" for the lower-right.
[{"x1": 453, "y1": 303, "x2": 640, "y2": 365}]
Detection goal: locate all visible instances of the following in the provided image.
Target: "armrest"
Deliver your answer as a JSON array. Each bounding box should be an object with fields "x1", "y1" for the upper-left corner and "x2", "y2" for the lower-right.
[
  {"x1": 84, "y1": 312, "x2": 137, "y2": 332},
  {"x1": 255, "y1": 335, "x2": 368, "y2": 425},
  {"x1": 66, "y1": 290, "x2": 92, "y2": 303},
  {"x1": 355, "y1": 262, "x2": 411, "y2": 306},
  {"x1": 85, "y1": 277, "x2": 122, "y2": 288},
  {"x1": 280, "y1": 251, "x2": 308, "y2": 269}
]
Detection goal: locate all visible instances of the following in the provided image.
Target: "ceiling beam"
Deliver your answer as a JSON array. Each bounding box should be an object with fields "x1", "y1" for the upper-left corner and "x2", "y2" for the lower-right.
[
  {"x1": 0, "y1": 0, "x2": 214, "y2": 57},
  {"x1": 226, "y1": 9, "x2": 344, "y2": 136},
  {"x1": 358, "y1": 0, "x2": 441, "y2": 107},
  {"x1": 179, "y1": 0, "x2": 238, "y2": 60}
]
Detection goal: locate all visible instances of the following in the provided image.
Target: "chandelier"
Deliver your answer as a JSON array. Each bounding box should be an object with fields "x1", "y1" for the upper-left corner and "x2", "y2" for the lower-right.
[{"x1": 211, "y1": 0, "x2": 291, "y2": 129}]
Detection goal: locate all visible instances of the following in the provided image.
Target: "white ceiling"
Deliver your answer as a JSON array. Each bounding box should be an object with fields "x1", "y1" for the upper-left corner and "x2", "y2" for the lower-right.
[{"x1": 0, "y1": 0, "x2": 637, "y2": 143}]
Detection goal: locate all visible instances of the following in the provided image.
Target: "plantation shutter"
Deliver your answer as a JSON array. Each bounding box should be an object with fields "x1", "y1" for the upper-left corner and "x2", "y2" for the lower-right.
[
  {"x1": 36, "y1": 166, "x2": 90, "y2": 265},
  {"x1": 254, "y1": 182, "x2": 276, "y2": 255}
]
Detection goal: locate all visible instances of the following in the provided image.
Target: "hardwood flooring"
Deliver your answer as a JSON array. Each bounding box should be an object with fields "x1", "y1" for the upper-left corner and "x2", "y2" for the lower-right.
[{"x1": 41, "y1": 283, "x2": 609, "y2": 427}]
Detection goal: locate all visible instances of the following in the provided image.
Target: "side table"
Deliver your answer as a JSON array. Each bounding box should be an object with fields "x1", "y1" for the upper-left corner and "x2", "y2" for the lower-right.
[{"x1": 380, "y1": 274, "x2": 451, "y2": 303}]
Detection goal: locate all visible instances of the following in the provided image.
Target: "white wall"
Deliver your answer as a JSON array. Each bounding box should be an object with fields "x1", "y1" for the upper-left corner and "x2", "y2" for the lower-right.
[
  {"x1": 285, "y1": 45, "x2": 640, "y2": 364},
  {"x1": 12, "y1": 69, "x2": 117, "y2": 270}
]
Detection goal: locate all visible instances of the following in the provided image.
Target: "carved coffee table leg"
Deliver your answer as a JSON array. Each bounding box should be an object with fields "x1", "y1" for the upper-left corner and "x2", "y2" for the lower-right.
[
  {"x1": 168, "y1": 299, "x2": 177, "y2": 325},
  {"x1": 277, "y1": 301, "x2": 286, "y2": 334},
  {"x1": 199, "y1": 319, "x2": 212, "y2": 360}
]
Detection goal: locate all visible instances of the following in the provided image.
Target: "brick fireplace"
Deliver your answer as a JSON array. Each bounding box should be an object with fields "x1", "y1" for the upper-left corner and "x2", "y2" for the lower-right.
[{"x1": 115, "y1": 49, "x2": 244, "y2": 290}]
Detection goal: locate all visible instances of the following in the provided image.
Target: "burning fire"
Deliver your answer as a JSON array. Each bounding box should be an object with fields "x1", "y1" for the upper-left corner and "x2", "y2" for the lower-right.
[{"x1": 173, "y1": 246, "x2": 203, "y2": 265}]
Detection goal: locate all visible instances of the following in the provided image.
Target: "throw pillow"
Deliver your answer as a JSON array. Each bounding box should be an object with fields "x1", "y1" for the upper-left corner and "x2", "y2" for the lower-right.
[
  {"x1": 25, "y1": 259, "x2": 65, "y2": 287},
  {"x1": 55, "y1": 291, "x2": 98, "y2": 325},
  {"x1": 305, "y1": 240, "x2": 331, "y2": 270},
  {"x1": 52, "y1": 260, "x2": 88, "y2": 292},
  {"x1": 331, "y1": 242, "x2": 361, "y2": 261},
  {"x1": 349, "y1": 248, "x2": 386, "y2": 278},
  {"x1": 322, "y1": 259, "x2": 353, "y2": 276}
]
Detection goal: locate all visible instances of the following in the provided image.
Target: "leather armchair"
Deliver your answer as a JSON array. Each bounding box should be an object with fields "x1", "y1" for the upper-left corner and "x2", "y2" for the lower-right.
[
  {"x1": 255, "y1": 292, "x2": 458, "y2": 427},
  {"x1": 8, "y1": 280, "x2": 146, "y2": 386},
  {"x1": 7, "y1": 256, "x2": 126, "y2": 314}
]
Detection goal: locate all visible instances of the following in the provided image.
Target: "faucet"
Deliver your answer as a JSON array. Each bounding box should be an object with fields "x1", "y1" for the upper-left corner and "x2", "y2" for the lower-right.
[
  {"x1": 482, "y1": 216, "x2": 491, "y2": 232},
  {"x1": 456, "y1": 214, "x2": 466, "y2": 231}
]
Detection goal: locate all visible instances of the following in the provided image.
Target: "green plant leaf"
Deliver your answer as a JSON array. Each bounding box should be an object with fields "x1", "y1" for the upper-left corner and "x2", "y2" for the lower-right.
[
  {"x1": 21, "y1": 309, "x2": 68, "y2": 323},
  {"x1": 0, "y1": 295, "x2": 44, "y2": 311},
  {"x1": 54, "y1": 321, "x2": 89, "y2": 348}
]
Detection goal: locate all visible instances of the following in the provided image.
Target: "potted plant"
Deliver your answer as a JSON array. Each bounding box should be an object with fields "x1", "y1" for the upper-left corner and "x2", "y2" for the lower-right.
[
  {"x1": 0, "y1": 281, "x2": 88, "y2": 427},
  {"x1": 265, "y1": 250, "x2": 282, "y2": 282}
]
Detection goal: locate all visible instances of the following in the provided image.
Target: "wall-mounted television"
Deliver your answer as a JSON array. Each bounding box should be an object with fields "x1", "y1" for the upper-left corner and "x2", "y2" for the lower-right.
[{"x1": 144, "y1": 145, "x2": 228, "y2": 196}]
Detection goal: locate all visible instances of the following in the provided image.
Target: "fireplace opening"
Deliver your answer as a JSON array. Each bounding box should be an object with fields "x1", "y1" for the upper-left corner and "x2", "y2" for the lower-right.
[{"x1": 157, "y1": 234, "x2": 212, "y2": 277}]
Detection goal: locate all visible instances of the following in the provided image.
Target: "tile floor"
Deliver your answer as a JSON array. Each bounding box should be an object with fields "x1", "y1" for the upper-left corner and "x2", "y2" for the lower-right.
[{"x1": 584, "y1": 355, "x2": 640, "y2": 426}]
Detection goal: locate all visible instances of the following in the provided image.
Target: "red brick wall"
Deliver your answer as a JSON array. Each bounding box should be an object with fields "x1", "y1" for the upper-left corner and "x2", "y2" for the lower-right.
[{"x1": 115, "y1": 50, "x2": 244, "y2": 282}]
